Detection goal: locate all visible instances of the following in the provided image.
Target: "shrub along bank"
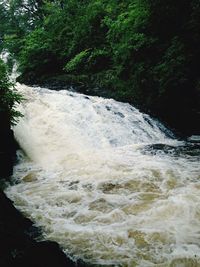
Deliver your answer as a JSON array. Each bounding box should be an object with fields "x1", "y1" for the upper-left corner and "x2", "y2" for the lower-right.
[{"x1": 0, "y1": 59, "x2": 22, "y2": 177}]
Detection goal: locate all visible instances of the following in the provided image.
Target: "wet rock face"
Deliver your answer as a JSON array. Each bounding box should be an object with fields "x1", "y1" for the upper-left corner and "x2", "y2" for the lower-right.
[
  {"x1": 0, "y1": 128, "x2": 17, "y2": 178},
  {"x1": 0, "y1": 110, "x2": 19, "y2": 178}
]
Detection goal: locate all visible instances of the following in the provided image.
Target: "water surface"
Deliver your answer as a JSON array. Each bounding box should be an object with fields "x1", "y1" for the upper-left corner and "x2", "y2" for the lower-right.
[{"x1": 6, "y1": 84, "x2": 200, "y2": 266}]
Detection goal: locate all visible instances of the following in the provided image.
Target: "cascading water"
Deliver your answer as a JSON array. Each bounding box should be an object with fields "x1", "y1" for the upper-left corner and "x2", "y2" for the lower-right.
[{"x1": 5, "y1": 83, "x2": 200, "y2": 267}]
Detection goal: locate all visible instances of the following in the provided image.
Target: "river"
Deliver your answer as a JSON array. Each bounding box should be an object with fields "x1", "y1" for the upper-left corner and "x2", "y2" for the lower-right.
[{"x1": 5, "y1": 83, "x2": 200, "y2": 267}]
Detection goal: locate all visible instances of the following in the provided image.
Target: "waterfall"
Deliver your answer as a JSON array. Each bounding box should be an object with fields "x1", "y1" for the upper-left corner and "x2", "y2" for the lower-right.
[
  {"x1": 0, "y1": 50, "x2": 10, "y2": 63},
  {"x1": 5, "y1": 83, "x2": 200, "y2": 266},
  {"x1": 0, "y1": 50, "x2": 19, "y2": 82}
]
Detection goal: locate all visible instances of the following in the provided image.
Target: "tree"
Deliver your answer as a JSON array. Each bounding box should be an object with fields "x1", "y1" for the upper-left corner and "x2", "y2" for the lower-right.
[{"x1": 0, "y1": 59, "x2": 23, "y2": 126}]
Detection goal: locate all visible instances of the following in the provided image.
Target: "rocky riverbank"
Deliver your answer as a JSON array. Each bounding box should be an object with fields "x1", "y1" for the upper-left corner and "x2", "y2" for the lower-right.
[{"x1": 0, "y1": 115, "x2": 17, "y2": 178}]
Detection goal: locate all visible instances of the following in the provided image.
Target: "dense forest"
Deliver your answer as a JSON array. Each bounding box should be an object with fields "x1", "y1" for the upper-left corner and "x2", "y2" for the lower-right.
[{"x1": 0, "y1": 0, "x2": 200, "y2": 135}]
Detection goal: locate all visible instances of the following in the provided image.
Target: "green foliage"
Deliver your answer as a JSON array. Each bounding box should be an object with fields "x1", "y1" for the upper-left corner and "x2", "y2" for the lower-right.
[
  {"x1": 153, "y1": 38, "x2": 188, "y2": 93},
  {"x1": 0, "y1": 60, "x2": 23, "y2": 125},
  {"x1": 64, "y1": 49, "x2": 91, "y2": 73},
  {"x1": 1, "y1": 0, "x2": 200, "y2": 132},
  {"x1": 19, "y1": 28, "x2": 56, "y2": 74}
]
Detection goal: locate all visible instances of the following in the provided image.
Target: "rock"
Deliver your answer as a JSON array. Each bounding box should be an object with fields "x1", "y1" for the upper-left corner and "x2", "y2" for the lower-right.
[
  {"x1": 12, "y1": 241, "x2": 74, "y2": 267},
  {"x1": 0, "y1": 152, "x2": 13, "y2": 177},
  {"x1": 0, "y1": 127, "x2": 18, "y2": 178}
]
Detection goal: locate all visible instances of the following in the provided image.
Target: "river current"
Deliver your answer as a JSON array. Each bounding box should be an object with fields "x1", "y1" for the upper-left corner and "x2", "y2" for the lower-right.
[{"x1": 5, "y1": 83, "x2": 200, "y2": 267}]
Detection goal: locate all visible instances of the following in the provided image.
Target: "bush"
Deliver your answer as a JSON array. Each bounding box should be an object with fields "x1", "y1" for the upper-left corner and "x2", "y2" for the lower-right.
[
  {"x1": 0, "y1": 59, "x2": 23, "y2": 125},
  {"x1": 64, "y1": 49, "x2": 91, "y2": 73}
]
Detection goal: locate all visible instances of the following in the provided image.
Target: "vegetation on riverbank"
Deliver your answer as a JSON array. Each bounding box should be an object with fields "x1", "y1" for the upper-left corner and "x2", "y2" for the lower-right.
[
  {"x1": 0, "y1": 59, "x2": 22, "y2": 126},
  {"x1": 0, "y1": 59, "x2": 22, "y2": 177},
  {"x1": 0, "y1": 0, "x2": 200, "y2": 134}
]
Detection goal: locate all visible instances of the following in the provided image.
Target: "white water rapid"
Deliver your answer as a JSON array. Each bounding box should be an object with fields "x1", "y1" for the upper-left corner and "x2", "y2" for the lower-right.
[{"x1": 5, "y1": 83, "x2": 200, "y2": 267}]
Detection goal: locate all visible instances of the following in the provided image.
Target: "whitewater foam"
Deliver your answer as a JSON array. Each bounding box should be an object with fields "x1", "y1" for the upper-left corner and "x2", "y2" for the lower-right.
[{"x1": 5, "y1": 84, "x2": 200, "y2": 266}]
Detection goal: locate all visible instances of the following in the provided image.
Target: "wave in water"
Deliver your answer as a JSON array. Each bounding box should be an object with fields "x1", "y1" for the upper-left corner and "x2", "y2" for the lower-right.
[{"x1": 5, "y1": 83, "x2": 200, "y2": 266}]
